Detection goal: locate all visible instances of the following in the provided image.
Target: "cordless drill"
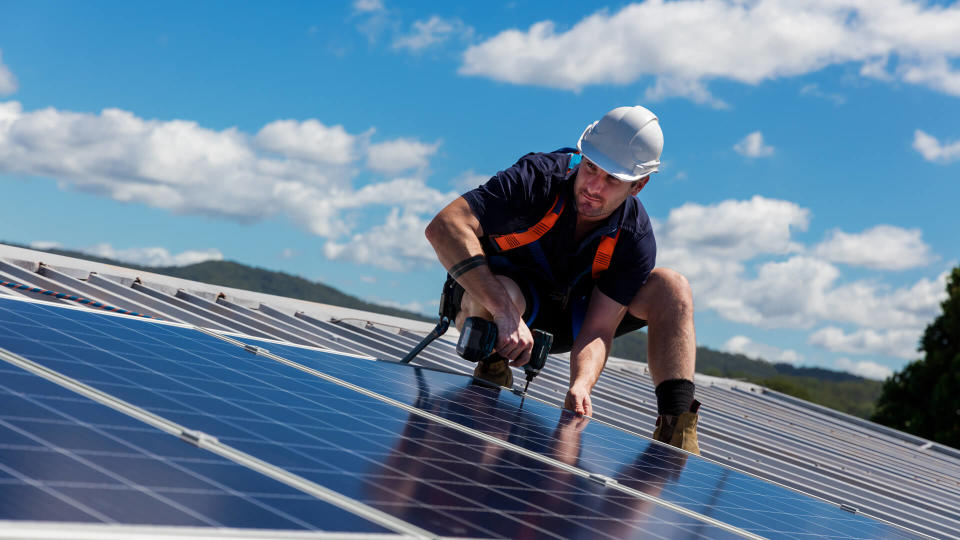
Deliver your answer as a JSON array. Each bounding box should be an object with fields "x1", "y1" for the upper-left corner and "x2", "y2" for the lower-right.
[{"x1": 457, "y1": 317, "x2": 553, "y2": 395}]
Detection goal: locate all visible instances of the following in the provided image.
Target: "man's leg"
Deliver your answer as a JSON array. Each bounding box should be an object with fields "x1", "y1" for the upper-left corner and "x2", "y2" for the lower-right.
[
  {"x1": 455, "y1": 275, "x2": 527, "y2": 329},
  {"x1": 628, "y1": 267, "x2": 700, "y2": 454},
  {"x1": 457, "y1": 275, "x2": 527, "y2": 388}
]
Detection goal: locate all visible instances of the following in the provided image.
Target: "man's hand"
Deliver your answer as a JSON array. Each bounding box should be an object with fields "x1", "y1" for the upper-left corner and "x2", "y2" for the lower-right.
[
  {"x1": 564, "y1": 384, "x2": 593, "y2": 416},
  {"x1": 492, "y1": 311, "x2": 534, "y2": 366}
]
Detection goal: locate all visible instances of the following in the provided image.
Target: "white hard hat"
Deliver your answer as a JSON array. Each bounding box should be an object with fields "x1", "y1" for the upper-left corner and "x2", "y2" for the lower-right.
[{"x1": 577, "y1": 105, "x2": 663, "y2": 182}]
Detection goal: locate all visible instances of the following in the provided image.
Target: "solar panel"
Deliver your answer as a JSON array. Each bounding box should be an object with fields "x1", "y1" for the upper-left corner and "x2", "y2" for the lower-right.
[
  {"x1": 224, "y1": 334, "x2": 918, "y2": 540},
  {"x1": 0, "y1": 364, "x2": 391, "y2": 533},
  {"x1": 3, "y1": 246, "x2": 955, "y2": 538},
  {"x1": 0, "y1": 297, "x2": 748, "y2": 539}
]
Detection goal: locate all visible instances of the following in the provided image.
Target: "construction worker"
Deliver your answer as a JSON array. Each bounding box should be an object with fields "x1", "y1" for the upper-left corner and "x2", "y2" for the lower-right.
[{"x1": 425, "y1": 106, "x2": 700, "y2": 454}]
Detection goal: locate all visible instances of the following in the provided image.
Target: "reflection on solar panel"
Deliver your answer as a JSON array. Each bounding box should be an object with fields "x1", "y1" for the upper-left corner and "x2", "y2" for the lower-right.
[
  {"x1": 0, "y1": 296, "x2": 921, "y2": 538},
  {"x1": 0, "y1": 362, "x2": 390, "y2": 533},
  {"x1": 222, "y1": 335, "x2": 917, "y2": 540}
]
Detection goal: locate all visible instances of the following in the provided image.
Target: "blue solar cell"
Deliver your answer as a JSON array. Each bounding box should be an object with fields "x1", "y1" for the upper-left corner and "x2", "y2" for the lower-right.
[
  {"x1": 0, "y1": 363, "x2": 390, "y2": 533},
  {"x1": 229, "y1": 335, "x2": 919, "y2": 540},
  {"x1": 0, "y1": 298, "x2": 742, "y2": 539}
]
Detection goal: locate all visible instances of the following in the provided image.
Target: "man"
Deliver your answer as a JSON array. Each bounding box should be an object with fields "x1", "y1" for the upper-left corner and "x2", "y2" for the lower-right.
[{"x1": 425, "y1": 106, "x2": 700, "y2": 454}]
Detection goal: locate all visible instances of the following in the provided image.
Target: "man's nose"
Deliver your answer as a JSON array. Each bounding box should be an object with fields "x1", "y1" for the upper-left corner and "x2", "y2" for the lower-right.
[{"x1": 586, "y1": 174, "x2": 604, "y2": 193}]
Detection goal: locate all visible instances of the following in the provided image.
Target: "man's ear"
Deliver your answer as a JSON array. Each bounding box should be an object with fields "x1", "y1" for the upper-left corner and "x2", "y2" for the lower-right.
[{"x1": 632, "y1": 176, "x2": 650, "y2": 195}]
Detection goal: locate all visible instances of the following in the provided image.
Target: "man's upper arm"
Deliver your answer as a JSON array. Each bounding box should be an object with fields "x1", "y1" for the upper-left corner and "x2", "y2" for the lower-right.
[{"x1": 435, "y1": 196, "x2": 484, "y2": 237}]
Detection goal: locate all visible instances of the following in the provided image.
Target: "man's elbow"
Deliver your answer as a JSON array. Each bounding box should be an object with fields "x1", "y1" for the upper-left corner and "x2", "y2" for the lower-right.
[{"x1": 424, "y1": 214, "x2": 446, "y2": 246}]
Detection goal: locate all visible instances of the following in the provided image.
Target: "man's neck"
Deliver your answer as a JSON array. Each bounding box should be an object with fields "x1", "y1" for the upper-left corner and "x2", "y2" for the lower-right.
[{"x1": 574, "y1": 214, "x2": 606, "y2": 245}]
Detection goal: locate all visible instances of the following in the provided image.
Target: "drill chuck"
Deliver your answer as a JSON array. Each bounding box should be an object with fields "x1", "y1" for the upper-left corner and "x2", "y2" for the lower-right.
[{"x1": 523, "y1": 330, "x2": 553, "y2": 380}]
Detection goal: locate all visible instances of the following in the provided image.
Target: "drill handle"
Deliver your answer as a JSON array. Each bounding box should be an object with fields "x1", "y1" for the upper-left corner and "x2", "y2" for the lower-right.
[
  {"x1": 457, "y1": 317, "x2": 498, "y2": 362},
  {"x1": 524, "y1": 329, "x2": 553, "y2": 376}
]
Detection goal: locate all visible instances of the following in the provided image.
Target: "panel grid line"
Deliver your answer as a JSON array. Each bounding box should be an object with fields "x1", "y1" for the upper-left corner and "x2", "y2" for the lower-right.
[
  {"x1": 198, "y1": 328, "x2": 764, "y2": 540},
  {"x1": 0, "y1": 346, "x2": 435, "y2": 539},
  {"x1": 0, "y1": 295, "x2": 924, "y2": 538}
]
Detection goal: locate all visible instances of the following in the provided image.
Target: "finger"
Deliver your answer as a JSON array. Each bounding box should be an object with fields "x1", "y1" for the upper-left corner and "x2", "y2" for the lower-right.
[
  {"x1": 575, "y1": 398, "x2": 586, "y2": 415},
  {"x1": 501, "y1": 340, "x2": 521, "y2": 361},
  {"x1": 510, "y1": 347, "x2": 531, "y2": 367}
]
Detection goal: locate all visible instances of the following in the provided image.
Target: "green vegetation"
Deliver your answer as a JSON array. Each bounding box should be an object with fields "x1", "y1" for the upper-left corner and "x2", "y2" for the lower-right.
[
  {"x1": 873, "y1": 266, "x2": 960, "y2": 448},
  {"x1": 611, "y1": 330, "x2": 884, "y2": 419}
]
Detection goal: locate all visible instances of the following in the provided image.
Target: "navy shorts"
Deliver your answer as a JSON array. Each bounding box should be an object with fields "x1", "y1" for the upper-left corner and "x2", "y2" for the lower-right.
[{"x1": 445, "y1": 274, "x2": 647, "y2": 354}]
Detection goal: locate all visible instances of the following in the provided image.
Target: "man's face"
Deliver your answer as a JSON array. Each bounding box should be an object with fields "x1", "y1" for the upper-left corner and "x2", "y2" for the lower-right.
[{"x1": 573, "y1": 158, "x2": 648, "y2": 221}]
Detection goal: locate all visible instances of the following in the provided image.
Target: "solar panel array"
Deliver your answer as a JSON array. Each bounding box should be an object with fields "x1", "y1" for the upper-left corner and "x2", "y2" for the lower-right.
[{"x1": 1, "y1": 247, "x2": 958, "y2": 538}]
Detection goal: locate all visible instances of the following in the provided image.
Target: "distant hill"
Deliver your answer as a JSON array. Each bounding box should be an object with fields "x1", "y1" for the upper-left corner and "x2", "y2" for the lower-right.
[
  {"x1": 611, "y1": 330, "x2": 883, "y2": 418},
  {"x1": 8, "y1": 241, "x2": 882, "y2": 417},
  {"x1": 7, "y1": 243, "x2": 433, "y2": 323}
]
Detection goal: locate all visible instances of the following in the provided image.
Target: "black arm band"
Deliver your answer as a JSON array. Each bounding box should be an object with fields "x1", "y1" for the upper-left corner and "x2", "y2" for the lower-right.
[{"x1": 449, "y1": 255, "x2": 487, "y2": 279}]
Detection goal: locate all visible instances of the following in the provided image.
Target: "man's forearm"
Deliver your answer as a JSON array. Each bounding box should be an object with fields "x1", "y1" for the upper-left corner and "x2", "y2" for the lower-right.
[
  {"x1": 569, "y1": 334, "x2": 611, "y2": 392},
  {"x1": 425, "y1": 200, "x2": 517, "y2": 319}
]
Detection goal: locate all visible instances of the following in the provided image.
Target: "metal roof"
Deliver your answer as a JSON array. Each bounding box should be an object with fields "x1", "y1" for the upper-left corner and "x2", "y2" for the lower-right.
[{"x1": 1, "y1": 242, "x2": 958, "y2": 539}]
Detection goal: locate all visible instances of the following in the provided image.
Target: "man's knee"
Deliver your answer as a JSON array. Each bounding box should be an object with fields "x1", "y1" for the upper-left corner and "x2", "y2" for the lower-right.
[
  {"x1": 456, "y1": 275, "x2": 526, "y2": 327},
  {"x1": 629, "y1": 268, "x2": 693, "y2": 321}
]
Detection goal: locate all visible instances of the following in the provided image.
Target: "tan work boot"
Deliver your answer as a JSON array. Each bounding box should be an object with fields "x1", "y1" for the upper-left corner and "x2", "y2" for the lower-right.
[
  {"x1": 653, "y1": 400, "x2": 701, "y2": 455},
  {"x1": 473, "y1": 356, "x2": 513, "y2": 388}
]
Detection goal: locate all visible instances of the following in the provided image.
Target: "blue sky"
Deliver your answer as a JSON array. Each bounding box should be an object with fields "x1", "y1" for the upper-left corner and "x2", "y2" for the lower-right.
[{"x1": 1, "y1": 0, "x2": 958, "y2": 380}]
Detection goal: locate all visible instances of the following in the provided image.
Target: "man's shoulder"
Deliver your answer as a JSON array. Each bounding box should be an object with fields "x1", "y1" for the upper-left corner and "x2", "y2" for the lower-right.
[
  {"x1": 507, "y1": 147, "x2": 578, "y2": 177},
  {"x1": 620, "y1": 197, "x2": 654, "y2": 239},
  {"x1": 489, "y1": 148, "x2": 578, "y2": 200}
]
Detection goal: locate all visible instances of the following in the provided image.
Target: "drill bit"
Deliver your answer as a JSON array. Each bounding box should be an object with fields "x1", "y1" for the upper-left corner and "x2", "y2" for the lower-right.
[{"x1": 518, "y1": 379, "x2": 531, "y2": 408}]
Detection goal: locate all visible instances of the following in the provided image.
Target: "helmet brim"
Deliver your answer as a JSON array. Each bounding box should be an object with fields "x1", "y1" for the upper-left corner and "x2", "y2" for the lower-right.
[{"x1": 577, "y1": 123, "x2": 656, "y2": 182}]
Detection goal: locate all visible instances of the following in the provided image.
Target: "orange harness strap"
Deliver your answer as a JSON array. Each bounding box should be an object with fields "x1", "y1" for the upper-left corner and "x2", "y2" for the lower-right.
[
  {"x1": 490, "y1": 194, "x2": 564, "y2": 251},
  {"x1": 489, "y1": 151, "x2": 621, "y2": 278},
  {"x1": 591, "y1": 230, "x2": 619, "y2": 279}
]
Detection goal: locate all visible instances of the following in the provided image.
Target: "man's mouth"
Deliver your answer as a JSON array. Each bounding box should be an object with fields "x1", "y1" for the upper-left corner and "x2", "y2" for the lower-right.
[{"x1": 580, "y1": 192, "x2": 601, "y2": 204}]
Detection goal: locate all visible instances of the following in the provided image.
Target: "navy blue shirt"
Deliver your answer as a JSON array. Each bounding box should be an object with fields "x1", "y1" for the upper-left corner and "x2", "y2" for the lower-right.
[{"x1": 463, "y1": 148, "x2": 656, "y2": 307}]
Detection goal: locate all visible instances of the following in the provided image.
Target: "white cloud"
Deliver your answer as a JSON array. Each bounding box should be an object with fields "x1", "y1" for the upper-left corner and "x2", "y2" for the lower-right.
[
  {"x1": 723, "y1": 335, "x2": 802, "y2": 364},
  {"x1": 814, "y1": 225, "x2": 935, "y2": 270},
  {"x1": 705, "y1": 256, "x2": 842, "y2": 328},
  {"x1": 800, "y1": 83, "x2": 845, "y2": 105},
  {"x1": 255, "y1": 119, "x2": 359, "y2": 164},
  {"x1": 898, "y1": 57, "x2": 960, "y2": 97},
  {"x1": 653, "y1": 196, "x2": 947, "y2": 336},
  {"x1": 810, "y1": 327, "x2": 920, "y2": 361},
  {"x1": 821, "y1": 270, "x2": 948, "y2": 330},
  {"x1": 82, "y1": 243, "x2": 223, "y2": 267},
  {"x1": 913, "y1": 129, "x2": 960, "y2": 164},
  {"x1": 29, "y1": 241, "x2": 62, "y2": 250},
  {"x1": 460, "y1": 1, "x2": 960, "y2": 101},
  {"x1": 352, "y1": 0, "x2": 384, "y2": 13},
  {"x1": 352, "y1": 0, "x2": 395, "y2": 44},
  {"x1": 393, "y1": 16, "x2": 473, "y2": 52},
  {"x1": 644, "y1": 76, "x2": 729, "y2": 109},
  {"x1": 734, "y1": 131, "x2": 774, "y2": 158},
  {"x1": 366, "y1": 138, "x2": 440, "y2": 173},
  {"x1": 324, "y1": 207, "x2": 439, "y2": 271},
  {"x1": 280, "y1": 248, "x2": 297, "y2": 259},
  {"x1": 658, "y1": 196, "x2": 808, "y2": 261},
  {"x1": 360, "y1": 276, "x2": 377, "y2": 283},
  {"x1": 0, "y1": 100, "x2": 449, "y2": 247},
  {"x1": 704, "y1": 257, "x2": 948, "y2": 330},
  {"x1": 0, "y1": 51, "x2": 17, "y2": 95},
  {"x1": 833, "y1": 357, "x2": 894, "y2": 381}
]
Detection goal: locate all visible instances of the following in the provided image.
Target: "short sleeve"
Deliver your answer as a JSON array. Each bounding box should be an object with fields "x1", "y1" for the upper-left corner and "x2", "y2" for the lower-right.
[
  {"x1": 462, "y1": 152, "x2": 567, "y2": 236},
  {"x1": 595, "y1": 228, "x2": 656, "y2": 306}
]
